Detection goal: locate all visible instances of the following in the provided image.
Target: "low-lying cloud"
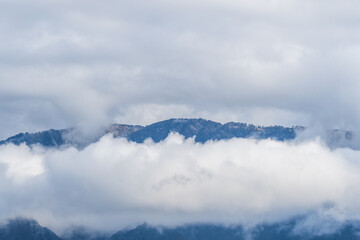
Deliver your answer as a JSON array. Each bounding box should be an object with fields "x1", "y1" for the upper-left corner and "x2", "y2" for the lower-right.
[{"x1": 0, "y1": 134, "x2": 359, "y2": 234}]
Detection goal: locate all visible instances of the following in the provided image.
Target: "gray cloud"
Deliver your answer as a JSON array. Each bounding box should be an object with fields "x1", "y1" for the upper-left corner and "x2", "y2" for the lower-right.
[
  {"x1": 0, "y1": 134, "x2": 359, "y2": 233},
  {"x1": 1, "y1": 0, "x2": 360, "y2": 138}
]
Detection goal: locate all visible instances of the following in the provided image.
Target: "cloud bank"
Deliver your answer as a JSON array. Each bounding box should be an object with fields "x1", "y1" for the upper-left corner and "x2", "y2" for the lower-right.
[
  {"x1": 1, "y1": 0, "x2": 360, "y2": 138},
  {"x1": 0, "y1": 134, "x2": 359, "y2": 233}
]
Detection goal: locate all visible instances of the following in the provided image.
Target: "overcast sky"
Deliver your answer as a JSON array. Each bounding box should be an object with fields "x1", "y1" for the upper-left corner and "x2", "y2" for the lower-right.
[
  {"x1": 1, "y1": 0, "x2": 360, "y2": 138},
  {"x1": 3, "y1": 1, "x2": 360, "y2": 234}
]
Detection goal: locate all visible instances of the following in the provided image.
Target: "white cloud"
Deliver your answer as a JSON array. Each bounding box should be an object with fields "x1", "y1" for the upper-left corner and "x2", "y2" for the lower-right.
[
  {"x1": 0, "y1": 144, "x2": 44, "y2": 182},
  {"x1": 0, "y1": 134, "x2": 359, "y2": 233}
]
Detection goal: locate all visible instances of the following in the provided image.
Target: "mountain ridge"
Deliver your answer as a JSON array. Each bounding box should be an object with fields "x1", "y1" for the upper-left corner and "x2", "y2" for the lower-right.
[
  {"x1": 0, "y1": 118, "x2": 300, "y2": 148},
  {"x1": 2, "y1": 218, "x2": 360, "y2": 240},
  {"x1": 1, "y1": 118, "x2": 357, "y2": 150}
]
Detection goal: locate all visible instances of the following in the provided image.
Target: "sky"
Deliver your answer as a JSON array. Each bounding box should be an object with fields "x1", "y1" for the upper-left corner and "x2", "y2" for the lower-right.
[
  {"x1": 2, "y1": 0, "x2": 360, "y2": 235},
  {"x1": 1, "y1": 0, "x2": 360, "y2": 138}
]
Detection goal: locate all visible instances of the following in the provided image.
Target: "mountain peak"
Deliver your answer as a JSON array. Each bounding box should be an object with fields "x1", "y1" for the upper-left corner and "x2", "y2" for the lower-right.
[{"x1": 0, "y1": 218, "x2": 61, "y2": 240}]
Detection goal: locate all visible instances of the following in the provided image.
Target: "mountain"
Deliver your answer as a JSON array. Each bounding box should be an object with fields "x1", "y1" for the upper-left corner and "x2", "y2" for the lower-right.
[
  {"x1": 110, "y1": 221, "x2": 360, "y2": 240},
  {"x1": 0, "y1": 124, "x2": 143, "y2": 149},
  {"x1": 3, "y1": 218, "x2": 360, "y2": 240},
  {"x1": 0, "y1": 218, "x2": 61, "y2": 240},
  {"x1": 0, "y1": 118, "x2": 300, "y2": 148},
  {"x1": 0, "y1": 129, "x2": 69, "y2": 147},
  {"x1": 110, "y1": 224, "x2": 187, "y2": 240},
  {"x1": 127, "y1": 119, "x2": 298, "y2": 143},
  {"x1": 0, "y1": 118, "x2": 357, "y2": 149}
]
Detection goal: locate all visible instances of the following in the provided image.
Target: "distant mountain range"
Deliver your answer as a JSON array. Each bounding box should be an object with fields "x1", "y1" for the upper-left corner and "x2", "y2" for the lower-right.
[
  {"x1": 2, "y1": 218, "x2": 360, "y2": 240},
  {"x1": 0, "y1": 118, "x2": 357, "y2": 149},
  {"x1": 0, "y1": 118, "x2": 301, "y2": 148},
  {"x1": 1, "y1": 120, "x2": 359, "y2": 240}
]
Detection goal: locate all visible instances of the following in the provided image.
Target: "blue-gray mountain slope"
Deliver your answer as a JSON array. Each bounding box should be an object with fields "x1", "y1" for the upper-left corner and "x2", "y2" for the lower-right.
[
  {"x1": 0, "y1": 118, "x2": 299, "y2": 148},
  {"x1": 3, "y1": 218, "x2": 360, "y2": 240},
  {"x1": 0, "y1": 218, "x2": 61, "y2": 240},
  {"x1": 127, "y1": 118, "x2": 298, "y2": 143},
  {"x1": 0, "y1": 124, "x2": 143, "y2": 148}
]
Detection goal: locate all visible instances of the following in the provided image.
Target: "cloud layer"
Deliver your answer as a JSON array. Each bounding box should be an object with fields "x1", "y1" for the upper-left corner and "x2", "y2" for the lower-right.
[
  {"x1": 1, "y1": 0, "x2": 360, "y2": 138},
  {"x1": 0, "y1": 134, "x2": 360, "y2": 233}
]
